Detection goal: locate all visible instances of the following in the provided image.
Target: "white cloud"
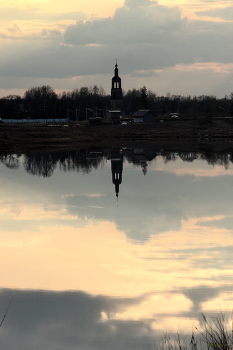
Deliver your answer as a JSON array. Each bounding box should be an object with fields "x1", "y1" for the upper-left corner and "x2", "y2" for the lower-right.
[{"x1": 0, "y1": 7, "x2": 88, "y2": 22}]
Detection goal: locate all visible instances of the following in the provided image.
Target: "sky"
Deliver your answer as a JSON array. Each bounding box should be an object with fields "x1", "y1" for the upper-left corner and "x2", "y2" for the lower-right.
[{"x1": 0, "y1": 0, "x2": 233, "y2": 97}]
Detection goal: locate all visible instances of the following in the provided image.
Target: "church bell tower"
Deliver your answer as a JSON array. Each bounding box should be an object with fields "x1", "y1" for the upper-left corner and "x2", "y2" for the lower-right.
[{"x1": 111, "y1": 60, "x2": 123, "y2": 110}]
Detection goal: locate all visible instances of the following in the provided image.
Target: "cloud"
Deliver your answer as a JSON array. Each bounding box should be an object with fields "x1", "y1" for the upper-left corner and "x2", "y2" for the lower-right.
[
  {"x1": 0, "y1": 289, "x2": 156, "y2": 350},
  {"x1": 1, "y1": 286, "x2": 232, "y2": 350},
  {"x1": 64, "y1": 192, "x2": 182, "y2": 242},
  {"x1": 197, "y1": 214, "x2": 233, "y2": 227},
  {"x1": 63, "y1": 1, "x2": 183, "y2": 46},
  {"x1": 0, "y1": 7, "x2": 88, "y2": 40},
  {"x1": 40, "y1": 29, "x2": 62, "y2": 40},
  {"x1": 1, "y1": 0, "x2": 233, "y2": 97},
  {"x1": 0, "y1": 23, "x2": 24, "y2": 38},
  {"x1": 0, "y1": 7, "x2": 88, "y2": 22},
  {"x1": 196, "y1": 6, "x2": 233, "y2": 20},
  {"x1": 178, "y1": 286, "x2": 221, "y2": 313},
  {"x1": 124, "y1": 0, "x2": 156, "y2": 8}
]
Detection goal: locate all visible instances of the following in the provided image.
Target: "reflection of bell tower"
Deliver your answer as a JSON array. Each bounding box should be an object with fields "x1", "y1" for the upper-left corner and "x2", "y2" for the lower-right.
[
  {"x1": 111, "y1": 148, "x2": 123, "y2": 198},
  {"x1": 111, "y1": 60, "x2": 123, "y2": 110}
]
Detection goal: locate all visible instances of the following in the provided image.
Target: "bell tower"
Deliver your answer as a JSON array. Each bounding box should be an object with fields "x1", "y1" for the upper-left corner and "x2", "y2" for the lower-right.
[{"x1": 111, "y1": 60, "x2": 123, "y2": 110}]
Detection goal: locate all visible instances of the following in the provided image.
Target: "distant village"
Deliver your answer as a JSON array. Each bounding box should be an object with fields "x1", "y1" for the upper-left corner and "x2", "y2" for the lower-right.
[{"x1": 0, "y1": 62, "x2": 233, "y2": 124}]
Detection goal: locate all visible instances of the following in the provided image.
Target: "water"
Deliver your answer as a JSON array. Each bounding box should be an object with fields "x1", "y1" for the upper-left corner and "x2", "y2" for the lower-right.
[{"x1": 1, "y1": 148, "x2": 233, "y2": 350}]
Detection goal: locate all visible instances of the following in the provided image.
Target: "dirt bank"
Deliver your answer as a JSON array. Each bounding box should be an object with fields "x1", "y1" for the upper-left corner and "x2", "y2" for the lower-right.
[{"x1": 1, "y1": 117, "x2": 233, "y2": 153}]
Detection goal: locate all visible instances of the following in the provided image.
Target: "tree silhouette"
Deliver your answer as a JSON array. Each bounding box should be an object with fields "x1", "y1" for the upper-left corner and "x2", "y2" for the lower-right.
[
  {"x1": 140, "y1": 86, "x2": 149, "y2": 109},
  {"x1": 24, "y1": 85, "x2": 58, "y2": 119}
]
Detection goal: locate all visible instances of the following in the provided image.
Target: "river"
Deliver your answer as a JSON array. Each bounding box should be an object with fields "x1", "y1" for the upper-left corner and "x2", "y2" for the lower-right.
[{"x1": 0, "y1": 148, "x2": 233, "y2": 350}]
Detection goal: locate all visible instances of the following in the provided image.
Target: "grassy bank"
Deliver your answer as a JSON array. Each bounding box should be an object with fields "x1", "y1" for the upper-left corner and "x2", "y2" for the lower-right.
[{"x1": 1, "y1": 117, "x2": 233, "y2": 153}]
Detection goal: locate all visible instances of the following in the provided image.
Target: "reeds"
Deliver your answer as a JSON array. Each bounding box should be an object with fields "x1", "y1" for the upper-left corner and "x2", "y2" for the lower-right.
[
  {"x1": 197, "y1": 312, "x2": 233, "y2": 350},
  {"x1": 0, "y1": 301, "x2": 11, "y2": 328},
  {"x1": 154, "y1": 312, "x2": 233, "y2": 350}
]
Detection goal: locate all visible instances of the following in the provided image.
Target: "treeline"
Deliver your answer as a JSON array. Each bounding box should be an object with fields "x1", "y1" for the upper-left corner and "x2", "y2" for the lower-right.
[
  {"x1": 0, "y1": 86, "x2": 110, "y2": 120},
  {"x1": 1, "y1": 85, "x2": 233, "y2": 120},
  {"x1": 125, "y1": 89, "x2": 233, "y2": 115}
]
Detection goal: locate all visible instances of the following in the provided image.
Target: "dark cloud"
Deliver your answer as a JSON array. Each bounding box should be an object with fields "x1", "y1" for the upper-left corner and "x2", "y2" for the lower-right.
[
  {"x1": 0, "y1": 289, "x2": 155, "y2": 350},
  {"x1": 182, "y1": 286, "x2": 221, "y2": 312},
  {"x1": 1, "y1": 286, "x2": 232, "y2": 350},
  {"x1": 124, "y1": 0, "x2": 156, "y2": 8},
  {"x1": 197, "y1": 217, "x2": 233, "y2": 230},
  {"x1": 178, "y1": 284, "x2": 233, "y2": 326},
  {"x1": 0, "y1": 0, "x2": 233, "y2": 96},
  {"x1": 65, "y1": 191, "x2": 182, "y2": 242},
  {"x1": 63, "y1": 2, "x2": 183, "y2": 46},
  {"x1": 1, "y1": 28, "x2": 233, "y2": 80},
  {"x1": 62, "y1": 166, "x2": 233, "y2": 241},
  {"x1": 1, "y1": 0, "x2": 233, "y2": 81}
]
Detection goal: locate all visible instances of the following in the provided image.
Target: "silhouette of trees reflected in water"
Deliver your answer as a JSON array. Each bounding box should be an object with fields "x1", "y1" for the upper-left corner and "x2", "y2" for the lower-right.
[
  {"x1": 0, "y1": 149, "x2": 106, "y2": 177},
  {"x1": 0, "y1": 154, "x2": 20, "y2": 169},
  {"x1": 161, "y1": 151, "x2": 232, "y2": 170},
  {"x1": 1, "y1": 148, "x2": 233, "y2": 177}
]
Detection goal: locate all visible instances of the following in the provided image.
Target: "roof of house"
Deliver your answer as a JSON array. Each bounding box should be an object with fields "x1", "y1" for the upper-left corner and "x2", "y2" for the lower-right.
[
  {"x1": 133, "y1": 155, "x2": 149, "y2": 162},
  {"x1": 133, "y1": 110, "x2": 159, "y2": 118},
  {"x1": 133, "y1": 110, "x2": 150, "y2": 117}
]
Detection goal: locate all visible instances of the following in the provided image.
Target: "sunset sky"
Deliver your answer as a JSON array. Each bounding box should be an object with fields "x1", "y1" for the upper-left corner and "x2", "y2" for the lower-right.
[{"x1": 0, "y1": 0, "x2": 233, "y2": 97}]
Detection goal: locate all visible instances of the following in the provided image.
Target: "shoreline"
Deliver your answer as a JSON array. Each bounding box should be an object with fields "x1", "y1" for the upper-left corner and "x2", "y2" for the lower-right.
[{"x1": 1, "y1": 118, "x2": 233, "y2": 153}]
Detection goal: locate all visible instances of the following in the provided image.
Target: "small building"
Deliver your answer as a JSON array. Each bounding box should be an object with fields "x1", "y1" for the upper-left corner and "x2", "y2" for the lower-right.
[
  {"x1": 108, "y1": 110, "x2": 121, "y2": 124},
  {"x1": 133, "y1": 110, "x2": 158, "y2": 123},
  {"x1": 133, "y1": 149, "x2": 157, "y2": 162}
]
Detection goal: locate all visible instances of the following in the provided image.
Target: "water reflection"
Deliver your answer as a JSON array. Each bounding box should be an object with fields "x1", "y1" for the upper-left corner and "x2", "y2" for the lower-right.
[
  {"x1": 1, "y1": 148, "x2": 233, "y2": 350},
  {"x1": 1, "y1": 148, "x2": 232, "y2": 178}
]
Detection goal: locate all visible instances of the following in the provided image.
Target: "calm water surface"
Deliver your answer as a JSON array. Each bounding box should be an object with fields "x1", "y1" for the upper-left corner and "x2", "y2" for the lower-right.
[{"x1": 1, "y1": 148, "x2": 233, "y2": 350}]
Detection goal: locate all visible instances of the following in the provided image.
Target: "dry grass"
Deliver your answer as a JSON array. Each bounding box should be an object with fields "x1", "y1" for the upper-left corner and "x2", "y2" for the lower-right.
[{"x1": 154, "y1": 313, "x2": 233, "y2": 350}]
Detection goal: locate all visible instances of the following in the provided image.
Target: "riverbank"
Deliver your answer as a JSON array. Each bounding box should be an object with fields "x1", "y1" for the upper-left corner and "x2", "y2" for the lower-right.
[{"x1": 1, "y1": 117, "x2": 233, "y2": 153}]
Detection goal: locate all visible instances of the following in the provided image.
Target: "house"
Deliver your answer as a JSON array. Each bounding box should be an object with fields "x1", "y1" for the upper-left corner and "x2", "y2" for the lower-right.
[
  {"x1": 132, "y1": 149, "x2": 157, "y2": 175},
  {"x1": 133, "y1": 110, "x2": 158, "y2": 123},
  {"x1": 133, "y1": 149, "x2": 157, "y2": 162}
]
